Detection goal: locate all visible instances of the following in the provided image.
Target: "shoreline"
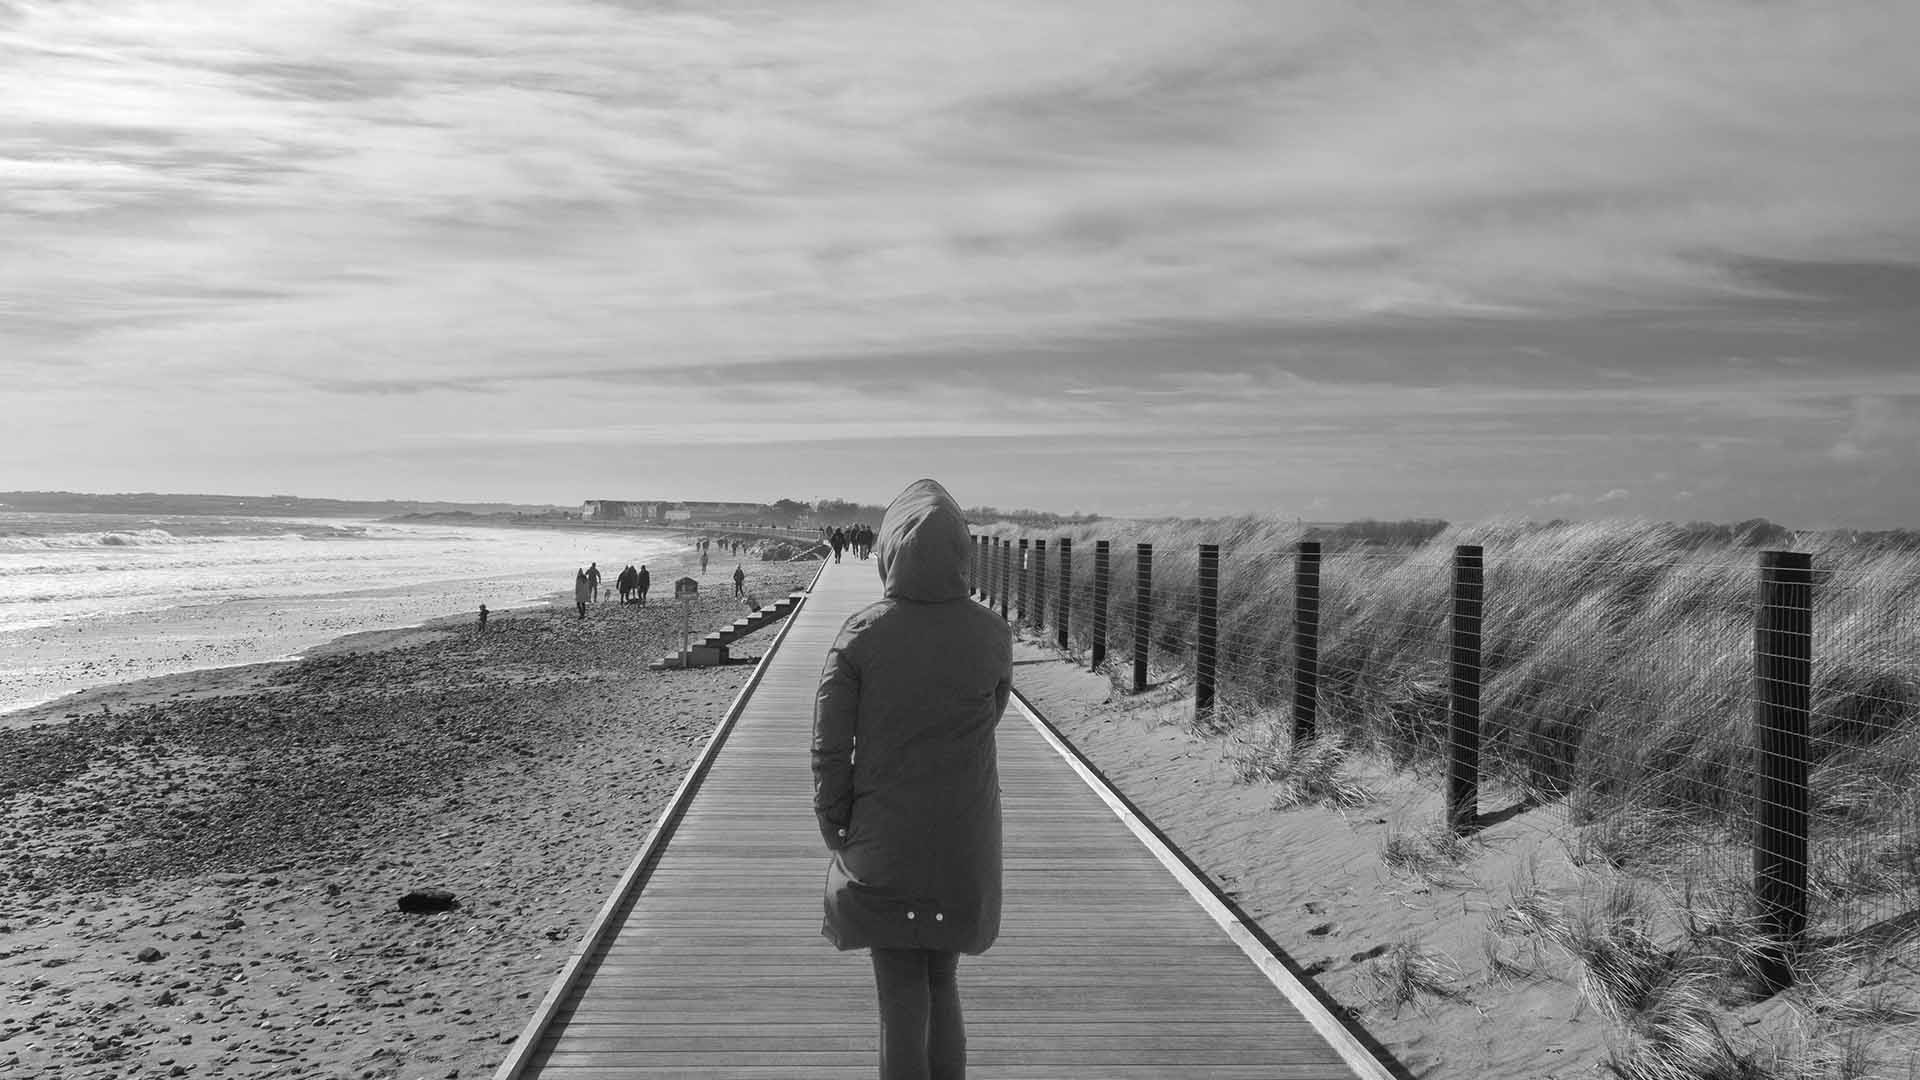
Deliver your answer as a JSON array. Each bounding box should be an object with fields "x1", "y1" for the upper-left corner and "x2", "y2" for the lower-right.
[
  {"x1": 0, "y1": 594, "x2": 560, "y2": 730},
  {"x1": 0, "y1": 524, "x2": 789, "y2": 727}
]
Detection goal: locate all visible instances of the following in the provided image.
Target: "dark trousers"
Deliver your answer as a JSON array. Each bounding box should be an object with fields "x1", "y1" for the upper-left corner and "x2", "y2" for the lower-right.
[{"x1": 870, "y1": 948, "x2": 964, "y2": 1080}]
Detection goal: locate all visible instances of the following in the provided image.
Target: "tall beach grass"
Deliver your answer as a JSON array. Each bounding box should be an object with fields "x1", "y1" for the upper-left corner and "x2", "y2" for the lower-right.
[{"x1": 977, "y1": 515, "x2": 1920, "y2": 934}]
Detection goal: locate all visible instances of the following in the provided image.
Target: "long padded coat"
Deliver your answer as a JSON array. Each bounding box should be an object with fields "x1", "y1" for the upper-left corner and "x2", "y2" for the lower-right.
[{"x1": 812, "y1": 478, "x2": 1011, "y2": 954}]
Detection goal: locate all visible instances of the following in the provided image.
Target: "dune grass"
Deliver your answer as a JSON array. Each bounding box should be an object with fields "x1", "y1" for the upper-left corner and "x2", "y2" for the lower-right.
[
  {"x1": 982, "y1": 514, "x2": 1920, "y2": 1075},
  {"x1": 983, "y1": 514, "x2": 1920, "y2": 931},
  {"x1": 1360, "y1": 939, "x2": 1464, "y2": 1016}
]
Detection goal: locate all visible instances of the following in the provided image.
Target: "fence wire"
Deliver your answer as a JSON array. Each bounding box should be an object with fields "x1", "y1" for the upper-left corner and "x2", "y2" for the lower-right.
[{"x1": 968, "y1": 524, "x2": 1920, "y2": 943}]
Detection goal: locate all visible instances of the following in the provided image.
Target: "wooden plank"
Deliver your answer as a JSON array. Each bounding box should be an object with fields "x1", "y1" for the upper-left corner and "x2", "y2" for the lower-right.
[{"x1": 504, "y1": 558, "x2": 1385, "y2": 1079}]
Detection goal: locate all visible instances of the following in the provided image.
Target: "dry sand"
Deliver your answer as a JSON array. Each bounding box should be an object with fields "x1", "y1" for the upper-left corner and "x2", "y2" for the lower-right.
[
  {"x1": 1009, "y1": 643, "x2": 1594, "y2": 1077},
  {"x1": 1006, "y1": 636, "x2": 1858, "y2": 1080},
  {"x1": 0, "y1": 557, "x2": 815, "y2": 1080}
]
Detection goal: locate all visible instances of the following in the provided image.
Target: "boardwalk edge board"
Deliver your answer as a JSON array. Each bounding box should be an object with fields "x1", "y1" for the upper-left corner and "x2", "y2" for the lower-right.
[
  {"x1": 1008, "y1": 685, "x2": 1403, "y2": 1080},
  {"x1": 491, "y1": 559, "x2": 828, "y2": 1080}
]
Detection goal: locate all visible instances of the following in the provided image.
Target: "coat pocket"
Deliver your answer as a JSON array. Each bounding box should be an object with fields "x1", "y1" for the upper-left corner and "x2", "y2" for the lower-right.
[{"x1": 823, "y1": 854, "x2": 941, "y2": 950}]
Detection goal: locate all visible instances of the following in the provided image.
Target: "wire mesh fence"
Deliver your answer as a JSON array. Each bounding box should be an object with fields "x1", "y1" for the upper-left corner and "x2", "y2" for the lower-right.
[{"x1": 969, "y1": 518, "x2": 1920, "y2": 983}]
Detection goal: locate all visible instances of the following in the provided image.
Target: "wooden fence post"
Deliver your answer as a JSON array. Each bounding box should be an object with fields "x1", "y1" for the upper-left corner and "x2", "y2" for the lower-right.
[
  {"x1": 1091, "y1": 541, "x2": 1110, "y2": 670},
  {"x1": 994, "y1": 536, "x2": 1004, "y2": 607},
  {"x1": 1056, "y1": 538, "x2": 1072, "y2": 650},
  {"x1": 972, "y1": 535, "x2": 981, "y2": 599},
  {"x1": 1448, "y1": 544, "x2": 1483, "y2": 835},
  {"x1": 1293, "y1": 541, "x2": 1321, "y2": 745},
  {"x1": 998, "y1": 539, "x2": 1010, "y2": 620},
  {"x1": 1133, "y1": 543, "x2": 1152, "y2": 693},
  {"x1": 1016, "y1": 538, "x2": 1029, "y2": 624},
  {"x1": 1755, "y1": 549, "x2": 1812, "y2": 993},
  {"x1": 1033, "y1": 539, "x2": 1047, "y2": 633},
  {"x1": 1196, "y1": 544, "x2": 1220, "y2": 729}
]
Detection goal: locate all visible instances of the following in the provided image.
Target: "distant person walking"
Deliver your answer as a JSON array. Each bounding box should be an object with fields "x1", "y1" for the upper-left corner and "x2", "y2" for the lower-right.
[
  {"x1": 813, "y1": 479, "x2": 1010, "y2": 1080},
  {"x1": 733, "y1": 564, "x2": 746, "y2": 598},
  {"x1": 586, "y1": 562, "x2": 602, "y2": 603},
  {"x1": 701, "y1": 548, "x2": 710, "y2": 574},
  {"x1": 478, "y1": 604, "x2": 489, "y2": 632},
  {"x1": 830, "y1": 527, "x2": 846, "y2": 564},
  {"x1": 573, "y1": 569, "x2": 590, "y2": 619},
  {"x1": 637, "y1": 564, "x2": 651, "y2": 605}
]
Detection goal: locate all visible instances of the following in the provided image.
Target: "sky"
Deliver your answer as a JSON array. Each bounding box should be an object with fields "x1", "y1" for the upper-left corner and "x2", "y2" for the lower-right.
[{"x1": 3, "y1": 0, "x2": 1918, "y2": 527}]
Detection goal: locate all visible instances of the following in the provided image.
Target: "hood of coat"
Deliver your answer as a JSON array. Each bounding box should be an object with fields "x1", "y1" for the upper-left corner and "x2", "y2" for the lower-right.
[{"x1": 876, "y1": 478, "x2": 972, "y2": 602}]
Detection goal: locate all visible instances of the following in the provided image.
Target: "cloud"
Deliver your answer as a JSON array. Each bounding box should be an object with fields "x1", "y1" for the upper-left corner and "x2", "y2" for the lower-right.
[
  {"x1": 1830, "y1": 395, "x2": 1920, "y2": 462},
  {"x1": 5, "y1": 0, "x2": 1920, "y2": 527},
  {"x1": 8, "y1": 0, "x2": 1920, "y2": 381}
]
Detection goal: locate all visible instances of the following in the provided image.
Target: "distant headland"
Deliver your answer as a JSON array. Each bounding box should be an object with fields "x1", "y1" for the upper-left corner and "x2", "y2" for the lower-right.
[{"x1": 0, "y1": 491, "x2": 569, "y2": 519}]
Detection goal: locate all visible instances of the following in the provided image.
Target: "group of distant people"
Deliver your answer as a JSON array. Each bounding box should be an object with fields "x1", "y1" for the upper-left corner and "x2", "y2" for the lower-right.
[
  {"x1": 567, "y1": 537, "x2": 755, "y2": 619},
  {"x1": 570, "y1": 561, "x2": 657, "y2": 618},
  {"x1": 826, "y1": 524, "x2": 874, "y2": 563}
]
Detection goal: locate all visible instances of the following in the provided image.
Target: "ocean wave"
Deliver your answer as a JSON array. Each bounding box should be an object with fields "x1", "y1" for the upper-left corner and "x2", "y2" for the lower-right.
[{"x1": 0, "y1": 525, "x2": 368, "y2": 551}]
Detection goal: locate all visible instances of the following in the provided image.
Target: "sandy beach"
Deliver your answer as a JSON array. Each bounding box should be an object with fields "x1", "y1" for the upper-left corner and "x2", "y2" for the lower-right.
[{"x1": 0, "y1": 555, "x2": 816, "y2": 1080}]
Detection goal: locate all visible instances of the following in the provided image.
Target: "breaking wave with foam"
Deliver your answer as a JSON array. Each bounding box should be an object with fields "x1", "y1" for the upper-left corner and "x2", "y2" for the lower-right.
[{"x1": 0, "y1": 513, "x2": 690, "y2": 713}]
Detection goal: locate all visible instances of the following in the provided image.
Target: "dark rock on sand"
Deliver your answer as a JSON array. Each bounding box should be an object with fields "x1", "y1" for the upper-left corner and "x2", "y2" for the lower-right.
[{"x1": 398, "y1": 888, "x2": 458, "y2": 914}]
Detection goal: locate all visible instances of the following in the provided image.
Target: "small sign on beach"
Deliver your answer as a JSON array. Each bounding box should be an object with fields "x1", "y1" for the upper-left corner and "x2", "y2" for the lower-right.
[{"x1": 674, "y1": 576, "x2": 699, "y2": 597}]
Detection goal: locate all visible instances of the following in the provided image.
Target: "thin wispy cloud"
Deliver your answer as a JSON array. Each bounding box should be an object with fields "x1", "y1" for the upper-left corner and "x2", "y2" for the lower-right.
[{"x1": 3, "y1": 0, "x2": 1917, "y2": 522}]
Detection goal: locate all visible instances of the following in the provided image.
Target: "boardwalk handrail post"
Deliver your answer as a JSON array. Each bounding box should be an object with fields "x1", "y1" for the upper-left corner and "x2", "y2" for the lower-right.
[
  {"x1": 998, "y1": 538, "x2": 1011, "y2": 620},
  {"x1": 1033, "y1": 539, "x2": 1047, "y2": 634},
  {"x1": 1056, "y1": 538, "x2": 1072, "y2": 650},
  {"x1": 1755, "y1": 548, "x2": 1812, "y2": 993},
  {"x1": 1091, "y1": 540, "x2": 1110, "y2": 670},
  {"x1": 1447, "y1": 544, "x2": 1482, "y2": 835},
  {"x1": 1293, "y1": 541, "x2": 1321, "y2": 745},
  {"x1": 1196, "y1": 544, "x2": 1220, "y2": 730},
  {"x1": 1017, "y1": 538, "x2": 1029, "y2": 624},
  {"x1": 1133, "y1": 543, "x2": 1152, "y2": 694}
]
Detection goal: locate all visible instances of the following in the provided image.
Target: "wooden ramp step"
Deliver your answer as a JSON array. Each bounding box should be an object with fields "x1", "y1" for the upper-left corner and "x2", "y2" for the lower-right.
[
  {"x1": 501, "y1": 560, "x2": 1391, "y2": 1079},
  {"x1": 648, "y1": 592, "x2": 809, "y2": 670}
]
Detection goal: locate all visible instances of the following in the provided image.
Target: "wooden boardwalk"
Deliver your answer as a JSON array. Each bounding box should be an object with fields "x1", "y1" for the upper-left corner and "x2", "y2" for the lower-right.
[{"x1": 498, "y1": 557, "x2": 1391, "y2": 1080}]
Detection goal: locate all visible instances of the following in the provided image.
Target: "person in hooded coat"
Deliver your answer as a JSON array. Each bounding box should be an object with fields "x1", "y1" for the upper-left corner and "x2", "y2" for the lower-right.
[
  {"x1": 813, "y1": 478, "x2": 1011, "y2": 1080},
  {"x1": 572, "y1": 569, "x2": 590, "y2": 619}
]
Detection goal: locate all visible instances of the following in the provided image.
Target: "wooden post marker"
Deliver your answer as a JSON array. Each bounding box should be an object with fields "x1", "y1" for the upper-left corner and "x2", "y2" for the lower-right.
[
  {"x1": 1091, "y1": 540, "x2": 1110, "y2": 671},
  {"x1": 1016, "y1": 538, "x2": 1029, "y2": 624},
  {"x1": 998, "y1": 538, "x2": 1011, "y2": 621},
  {"x1": 1133, "y1": 543, "x2": 1153, "y2": 694},
  {"x1": 1196, "y1": 544, "x2": 1220, "y2": 729},
  {"x1": 1447, "y1": 545, "x2": 1482, "y2": 835},
  {"x1": 1056, "y1": 538, "x2": 1072, "y2": 650},
  {"x1": 1033, "y1": 539, "x2": 1047, "y2": 634},
  {"x1": 1754, "y1": 549, "x2": 1812, "y2": 993},
  {"x1": 1293, "y1": 541, "x2": 1321, "y2": 745}
]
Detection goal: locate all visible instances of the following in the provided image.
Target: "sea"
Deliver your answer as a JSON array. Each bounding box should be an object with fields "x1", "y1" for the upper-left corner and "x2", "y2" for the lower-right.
[{"x1": 0, "y1": 513, "x2": 686, "y2": 717}]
